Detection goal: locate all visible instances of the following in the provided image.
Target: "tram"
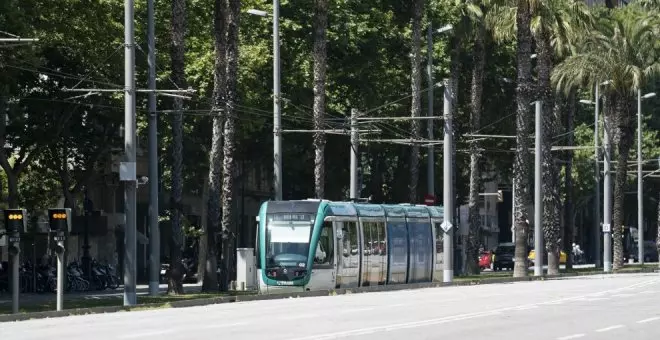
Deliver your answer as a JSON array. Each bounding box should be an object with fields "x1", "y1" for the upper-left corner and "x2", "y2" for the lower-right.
[{"x1": 256, "y1": 199, "x2": 444, "y2": 294}]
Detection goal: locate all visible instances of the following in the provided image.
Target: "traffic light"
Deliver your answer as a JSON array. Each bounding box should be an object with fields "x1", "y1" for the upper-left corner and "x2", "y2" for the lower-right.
[
  {"x1": 497, "y1": 190, "x2": 503, "y2": 203},
  {"x1": 3, "y1": 209, "x2": 27, "y2": 233},
  {"x1": 48, "y1": 208, "x2": 72, "y2": 233},
  {"x1": 54, "y1": 242, "x2": 65, "y2": 255}
]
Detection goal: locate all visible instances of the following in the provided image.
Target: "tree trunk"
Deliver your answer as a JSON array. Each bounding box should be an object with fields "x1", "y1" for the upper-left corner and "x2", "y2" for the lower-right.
[
  {"x1": 5, "y1": 172, "x2": 19, "y2": 208},
  {"x1": 197, "y1": 176, "x2": 209, "y2": 284},
  {"x1": 563, "y1": 89, "x2": 576, "y2": 270},
  {"x1": 168, "y1": 0, "x2": 187, "y2": 295},
  {"x1": 466, "y1": 18, "x2": 486, "y2": 276},
  {"x1": 513, "y1": 0, "x2": 534, "y2": 278},
  {"x1": 312, "y1": 0, "x2": 328, "y2": 199},
  {"x1": 656, "y1": 191, "x2": 659, "y2": 268},
  {"x1": 611, "y1": 97, "x2": 634, "y2": 271},
  {"x1": 537, "y1": 31, "x2": 561, "y2": 276},
  {"x1": 408, "y1": 0, "x2": 424, "y2": 204},
  {"x1": 220, "y1": 0, "x2": 240, "y2": 291},
  {"x1": 202, "y1": 0, "x2": 228, "y2": 293}
]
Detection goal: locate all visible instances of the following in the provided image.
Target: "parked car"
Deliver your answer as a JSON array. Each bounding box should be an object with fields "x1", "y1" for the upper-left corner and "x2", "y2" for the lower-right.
[
  {"x1": 493, "y1": 243, "x2": 516, "y2": 271},
  {"x1": 629, "y1": 241, "x2": 659, "y2": 263},
  {"x1": 528, "y1": 249, "x2": 567, "y2": 265}
]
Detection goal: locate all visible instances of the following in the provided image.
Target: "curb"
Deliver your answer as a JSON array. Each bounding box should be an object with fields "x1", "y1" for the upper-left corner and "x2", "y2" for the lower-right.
[{"x1": 1, "y1": 268, "x2": 656, "y2": 323}]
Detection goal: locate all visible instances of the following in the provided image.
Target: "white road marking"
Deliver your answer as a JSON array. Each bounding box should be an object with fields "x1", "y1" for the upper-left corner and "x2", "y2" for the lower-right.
[
  {"x1": 595, "y1": 325, "x2": 624, "y2": 332},
  {"x1": 637, "y1": 316, "x2": 660, "y2": 324},
  {"x1": 202, "y1": 322, "x2": 249, "y2": 329},
  {"x1": 557, "y1": 334, "x2": 585, "y2": 340},
  {"x1": 281, "y1": 314, "x2": 319, "y2": 320},
  {"x1": 341, "y1": 307, "x2": 375, "y2": 313},
  {"x1": 611, "y1": 293, "x2": 634, "y2": 298},
  {"x1": 118, "y1": 329, "x2": 176, "y2": 339}
]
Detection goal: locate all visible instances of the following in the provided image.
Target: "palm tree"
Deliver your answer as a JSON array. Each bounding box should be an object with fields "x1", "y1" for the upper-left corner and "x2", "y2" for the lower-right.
[
  {"x1": 202, "y1": 0, "x2": 228, "y2": 293},
  {"x1": 313, "y1": 0, "x2": 328, "y2": 199},
  {"x1": 409, "y1": 0, "x2": 424, "y2": 204},
  {"x1": 466, "y1": 2, "x2": 487, "y2": 275},
  {"x1": 220, "y1": 0, "x2": 241, "y2": 291},
  {"x1": 168, "y1": 0, "x2": 187, "y2": 295},
  {"x1": 552, "y1": 7, "x2": 660, "y2": 271},
  {"x1": 532, "y1": 0, "x2": 592, "y2": 275}
]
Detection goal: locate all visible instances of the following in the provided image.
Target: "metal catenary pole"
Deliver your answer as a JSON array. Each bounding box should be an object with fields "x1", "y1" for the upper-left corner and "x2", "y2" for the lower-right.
[
  {"x1": 594, "y1": 84, "x2": 601, "y2": 267},
  {"x1": 637, "y1": 89, "x2": 643, "y2": 264},
  {"x1": 124, "y1": 0, "x2": 137, "y2": 306},
  {"x1": 147, "y1": 0, "x2": 160, "y2": 296},
  {"x1": 442, "y1": 79, "x2": 454, "y2": 283},
  {"x1": 603, "y1": 113, "x2": 612, "y2": 273},
  {"x1": 350, "y1": 108, "x2": 358, "y2": 199},
  {"x1": 534, "y1": 100, "x2": 543, "y2": 277},
  {"x1": 273, "y1": 0, "x2": 282, "y2": 201}
]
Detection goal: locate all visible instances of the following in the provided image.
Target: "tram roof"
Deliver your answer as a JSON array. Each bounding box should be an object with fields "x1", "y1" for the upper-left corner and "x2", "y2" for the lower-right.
[{"x1": 325, "y1": 201, "x2": 444, "y2": 219}]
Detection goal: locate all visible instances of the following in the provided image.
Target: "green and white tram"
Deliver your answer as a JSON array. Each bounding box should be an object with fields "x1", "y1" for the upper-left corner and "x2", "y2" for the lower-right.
[{"x1": 256, "y1": 199, "x2": 444, "y2": 294}]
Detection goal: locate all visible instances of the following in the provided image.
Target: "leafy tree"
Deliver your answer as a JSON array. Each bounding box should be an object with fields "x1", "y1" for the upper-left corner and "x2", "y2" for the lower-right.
[{"x1": 553, "y1": 6, "x2": 660, "y2": 270}]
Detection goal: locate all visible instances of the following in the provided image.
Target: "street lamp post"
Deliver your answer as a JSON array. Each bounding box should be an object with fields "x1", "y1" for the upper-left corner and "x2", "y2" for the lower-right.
[
  {"x1": 637, "y1": 91, "x2": 656, "y2": 264},
  {"x1": 248, "y1": 2, "x2": 281, "y2": 201}
]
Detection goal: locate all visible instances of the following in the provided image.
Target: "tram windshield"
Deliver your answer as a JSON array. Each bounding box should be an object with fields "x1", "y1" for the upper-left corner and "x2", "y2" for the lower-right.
[{"x1": 265, "y1": 213, "x2": 314, "y2": 270}]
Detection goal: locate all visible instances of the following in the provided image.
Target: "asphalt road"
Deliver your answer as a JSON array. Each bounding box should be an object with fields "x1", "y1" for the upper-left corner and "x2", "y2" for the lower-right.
[{"x1": 2, "y1": 273, "x2": 659, "y2": 340}]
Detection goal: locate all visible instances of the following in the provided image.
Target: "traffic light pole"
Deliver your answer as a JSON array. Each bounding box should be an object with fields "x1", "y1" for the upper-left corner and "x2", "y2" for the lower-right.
[
  {"x1": 57, "y1": 238, "x2": 65, "y2": 311},
  {"x1": 11, "y1": 234, "x2": 19, "y2": 314}
]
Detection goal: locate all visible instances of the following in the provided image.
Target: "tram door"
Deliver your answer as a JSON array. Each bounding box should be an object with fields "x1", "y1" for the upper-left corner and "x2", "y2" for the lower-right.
[{"x1": 336, "y1": 220, "x2": 360, "y2": 288}]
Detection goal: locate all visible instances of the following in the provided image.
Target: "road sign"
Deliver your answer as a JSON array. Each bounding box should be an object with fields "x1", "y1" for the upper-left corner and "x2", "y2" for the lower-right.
[
  {"x1": 440, "y1": 221, "x2": 453, "y2": 232},
  {"x1": 8, "y1": 236, "x2": 20, "y2": 243},
  {"x1": 424, "y1": 194, "x2": 436, "y2": 206},
  {"x1": 602, "y1": 223, "x2": 611, "y2": 233},
  {"x1": 54, "y1": 235, "x2": 67, "y2": 242}
]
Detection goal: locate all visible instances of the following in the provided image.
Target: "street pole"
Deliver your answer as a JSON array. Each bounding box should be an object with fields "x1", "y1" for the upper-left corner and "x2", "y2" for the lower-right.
[
  {"x1": 350, "y1": 108, "x2": 358, "y2": 199},
  {"x1": 56, "y1": 239, "x2": 64, "y2": 311},
  {"x1": 512, "y1": 176, "x2": 516, "y2": 243},
  {"x1": 273, "y1": 0, "x2": 282, "y2": 201},
  {"x1": 603, "y1": 114, "x2": 612, "y2": 273},
  {"x1": 11, "y1": 235, "x2": 18, "y2": 314},
  {"x1": 443, "y1": 79, "x2": 454, "y2": 283},
  {"x1": 124, "y1": 0, "x2": 137, "y2": 306},
  {"x1": 637, "y1": 89, "x2": 643, "y2": 265},
  {"x1": 147, "y1": 0, "x2": 160, "y2": 296},
  {"x1": 427, "y1": 25, "x2": 434, "y2": 198},
  {"x1": 534, "y1": 100, "x2": 543, "y2": 277},
  {"x1": 594, "y1": 84, "x2": 601, "y2": 267}
]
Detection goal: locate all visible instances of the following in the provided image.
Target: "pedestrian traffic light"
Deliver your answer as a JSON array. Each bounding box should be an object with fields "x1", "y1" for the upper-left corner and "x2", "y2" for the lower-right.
[
  {"x1": 497, "y1": 190, "x2": 503, "y2": 202},
  {"x1": 3, "y1": 209, "x2": 27, "y2": 233},
  {"x1": 8, "y1": 243, "x2": 19, "y2": 256},
  {"x1": 48, "y1": 208, "x2": 72, "y2": 233}
]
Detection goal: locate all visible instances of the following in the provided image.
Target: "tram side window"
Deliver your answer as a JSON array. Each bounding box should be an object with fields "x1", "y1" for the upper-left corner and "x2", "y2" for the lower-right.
[{"x1": 314, "y1": 221, "x2": 334, "y2": 268}]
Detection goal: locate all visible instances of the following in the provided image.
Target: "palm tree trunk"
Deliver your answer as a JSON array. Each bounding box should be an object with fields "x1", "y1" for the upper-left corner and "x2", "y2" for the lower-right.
[
  {"x1": 202, "y1": 0, "x2": 227, "y2": 293},
  {"x1": 656, "y1": 191, "x2": 659, "y2": 268},
  {"x1": 513, "y1": 0, "x2": 534, "y2": 278},
  {"x1": 537, "y1": 31, "x2": 561, "y2": 275},
  {"x1": 168, "y1": 0, "x2": 187, "y2": 295},
  {"x1": 220, "y1": 0, "x2": 240, "y2": 291},
  {"x1": 612, "y1": 97, "x2": 634, "y2": 271},
  {"x1": 563, "y1": 89, "x2": 576, "y2": 269},
  {"x1": 408, "y1": 0, "x2": 424, "y2": 204},
  {"x1": 466, "y1": 18, "x2": 486, "y2": 276},
  {"x1": 312, "y1": 0, "x2": 328, "y2": 199}
]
